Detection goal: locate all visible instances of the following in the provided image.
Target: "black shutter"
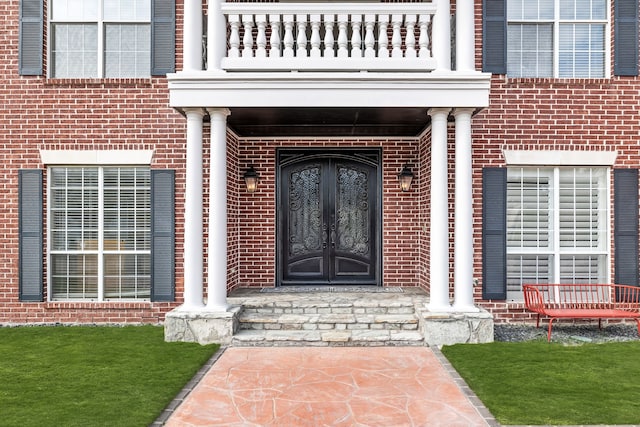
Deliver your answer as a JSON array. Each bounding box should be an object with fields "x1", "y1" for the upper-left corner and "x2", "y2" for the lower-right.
[
  {"x1": 482, "y1": 168, "x2": 507, "y2": 299},
  {"x1": 19, "y1": 170, "x2": 43, "y2": 301},
  {"x1": 19, "y1": 0, "x2": 43, "y2": 75},
  {"x1": 614, "y1": 0, "x2": 639, "y2": 76},
  {"x1": 482, "y1": 0, "x2": 506, "y2": 74},
  {"x1": 151, "y1": 170, "x2": 175, "y2": 301},
  {"x1": 151, "y1": 0, "x2": 176, "y2": 75},
  {"x1": 614, "y1": 169, "x2": 639, "y2": 288}
]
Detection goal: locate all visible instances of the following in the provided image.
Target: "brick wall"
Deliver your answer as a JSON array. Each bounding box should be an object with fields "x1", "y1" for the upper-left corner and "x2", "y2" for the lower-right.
[{"x1": 0, "y1": 0, "x2": 186, "y2": 324}]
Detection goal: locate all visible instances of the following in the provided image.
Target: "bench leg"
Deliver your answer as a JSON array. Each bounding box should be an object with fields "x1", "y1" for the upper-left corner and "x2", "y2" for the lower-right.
[
  {"x1": 547, "y1": 318, "x2": 556, "y2": 342},
  {"x1": 636, "y1": 319, "x2": 640, "y2": 337},
  {"x1": 536, "y1": 313, "x2": 541, "y2": 328},
  {"x1": 598, "y1": 318, "x2": 602, "y2": 330}
]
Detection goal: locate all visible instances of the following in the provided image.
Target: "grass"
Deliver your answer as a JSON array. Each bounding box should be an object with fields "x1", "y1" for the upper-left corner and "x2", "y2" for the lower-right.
[
  {"x1": 0, "y1": 325, "x2": 219, "y2": 427},
  {"x1": 442, "y1": 340, "x2": 640, "y2": 425}
]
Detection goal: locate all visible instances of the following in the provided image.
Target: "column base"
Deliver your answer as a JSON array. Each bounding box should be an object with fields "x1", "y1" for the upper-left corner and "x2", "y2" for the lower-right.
[
  {"x1": 164, "y1": 305, "x2": 241, "y2": 345},
  {"x1": 418, "y1": 308, "x2": 494, "y2": 346}
]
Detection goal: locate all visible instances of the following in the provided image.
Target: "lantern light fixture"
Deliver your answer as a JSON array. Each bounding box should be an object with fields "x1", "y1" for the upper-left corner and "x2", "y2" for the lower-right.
[
  {"x1": 243, "y1": 166, "x2": 259, "y2": 193},
  {"x1": 398, "y1": 164, "x2": 414, "y2": 192}
]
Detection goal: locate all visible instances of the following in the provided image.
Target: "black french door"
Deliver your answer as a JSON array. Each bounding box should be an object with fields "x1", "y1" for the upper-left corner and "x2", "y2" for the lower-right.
[{"x1": 277, "y1": 150, "x2": 381, "y2": 286}]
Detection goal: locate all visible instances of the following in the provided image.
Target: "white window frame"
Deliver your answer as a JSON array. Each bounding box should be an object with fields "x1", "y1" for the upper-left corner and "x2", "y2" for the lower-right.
[
  {"x1": 505, "y1": 166, "x2": 611, "y2": 301},
  {"x1": 48, "y1": 0, "x2": 151, "y2": 78},
  {"x1": 506, "y1": 0, "x2": 611, "y2": 78}
]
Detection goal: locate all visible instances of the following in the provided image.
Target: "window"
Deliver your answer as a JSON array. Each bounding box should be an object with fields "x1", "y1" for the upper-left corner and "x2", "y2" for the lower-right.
[
  {"x1": 50, "y1": 0, "x2": 151, "y2": 78},
  {"x1": 49, "y1": 167, "x2": 151, "y2": 301},
  {"x1": 506, "y1": 0, "x2": 608, "y2": 78},
  {"x1": 506, "y1": 167, "x2": 609, "y2": 300}
]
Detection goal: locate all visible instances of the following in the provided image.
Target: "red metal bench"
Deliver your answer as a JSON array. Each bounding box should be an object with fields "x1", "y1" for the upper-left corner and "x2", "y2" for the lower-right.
[{"x1": 523, "y1": 284, "x2": 640, "y2": 341}]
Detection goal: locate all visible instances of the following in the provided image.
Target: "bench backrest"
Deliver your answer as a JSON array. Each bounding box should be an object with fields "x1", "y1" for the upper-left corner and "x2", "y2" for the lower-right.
[{"x1": 523, "y1": 284, "x2": 640, "y2": 311}]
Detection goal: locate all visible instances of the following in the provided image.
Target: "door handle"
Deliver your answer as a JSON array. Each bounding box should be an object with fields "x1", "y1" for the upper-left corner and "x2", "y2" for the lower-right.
[
  {"x1": 322, "y1": 223, "x2": 328, "y2": 248},
  {"x1": 330, "y1": 223, "x2": 336, "y2": 247}
]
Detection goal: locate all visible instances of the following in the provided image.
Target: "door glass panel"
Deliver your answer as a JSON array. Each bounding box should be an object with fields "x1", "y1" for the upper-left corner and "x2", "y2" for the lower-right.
[
  {"x1": 335, "y1": 164, "x2": 370, "y2": 256},
  {"x1": 288, "y1": 164, "x2": 322, "y2": 257}
]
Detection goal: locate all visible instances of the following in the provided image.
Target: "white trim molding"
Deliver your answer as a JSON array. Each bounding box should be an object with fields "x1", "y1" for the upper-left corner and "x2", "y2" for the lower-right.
[
  {"x1": 40, "y1": 150, "x2": 154, "y2": 165},
  {"x1": 503, "y1": 150, "x2": 617, "y2": 166}
]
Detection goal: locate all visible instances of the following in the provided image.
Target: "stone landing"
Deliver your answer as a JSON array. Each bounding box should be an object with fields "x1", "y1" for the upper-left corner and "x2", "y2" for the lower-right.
[{"x1": 164, "y1": 287, "x2": 494, "y2": 346}]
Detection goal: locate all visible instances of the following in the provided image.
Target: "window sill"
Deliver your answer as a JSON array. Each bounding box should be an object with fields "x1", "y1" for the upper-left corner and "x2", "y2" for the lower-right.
[{"x1": 43, "y1": 77, "x2": 158, "y2": 88}]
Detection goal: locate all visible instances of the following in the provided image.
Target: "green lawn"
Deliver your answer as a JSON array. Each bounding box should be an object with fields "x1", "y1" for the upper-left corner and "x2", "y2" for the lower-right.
[
  {"x1": 442, "y1": 341, "x2": 640, "y2": 425},
  {"x1": 0, "y1": 325, "x2": 219, "y2": 427}
]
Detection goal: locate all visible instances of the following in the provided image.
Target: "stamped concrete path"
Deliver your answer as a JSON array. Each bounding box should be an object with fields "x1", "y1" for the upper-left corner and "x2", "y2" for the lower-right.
[{"x1": 161, "y1": 346, "x2": 495, "y2": 426}]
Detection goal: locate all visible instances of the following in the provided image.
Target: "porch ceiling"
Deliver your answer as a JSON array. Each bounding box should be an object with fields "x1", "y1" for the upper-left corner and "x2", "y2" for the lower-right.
[{"x1": 226, "y1": 107, "x2": 431, "y2": 137}]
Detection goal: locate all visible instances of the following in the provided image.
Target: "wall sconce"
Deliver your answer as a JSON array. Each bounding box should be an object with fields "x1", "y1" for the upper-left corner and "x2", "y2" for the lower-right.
[
  {"x1": 243, "y1": 166, "x2": 260, "y2": 193},
  {"x1": 398, "y1": 164, "x2": 414, "y2": 192}
]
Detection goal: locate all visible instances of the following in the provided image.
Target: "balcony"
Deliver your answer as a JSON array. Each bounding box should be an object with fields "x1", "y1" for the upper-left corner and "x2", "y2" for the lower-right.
[
  {"x1": 215, "y1": 2, "x2": 437, "y2": 73},
  {"x1": 168, "y1": 1, "x2": 491, "y2": 136}
]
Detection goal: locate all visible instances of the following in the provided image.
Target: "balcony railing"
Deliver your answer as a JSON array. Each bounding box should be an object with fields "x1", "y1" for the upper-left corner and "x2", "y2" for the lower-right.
[{"x1": 213, "y1": 2, "x2": 438, "y2": 73}]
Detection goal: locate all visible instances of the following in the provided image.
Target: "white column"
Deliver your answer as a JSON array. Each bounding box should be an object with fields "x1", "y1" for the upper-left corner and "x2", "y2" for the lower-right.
[
  {"x1": 453, "y1": 108, "x2": 479, "y2": 312},
  {"x1": 456, "y1": 0, "x2": 476, "y2": 72},
  {"x1": 428, "y1": 108, "x2": 452, "y2": 311},
  {"x1": 183, "y1": 108, "x2": 205, "y2": 309},
  {"x1": 208, "y1": 0, "x2": 227, "y2": 71},
  {"x1": 183, "y1": 0, "x2": 203, "y2": 71},
  {"x1": 432, "y1": 0, "x2": 451, "y2": 72},
  {"x1": 206, "y1": 108, "x2": 231, "y2": 311}
]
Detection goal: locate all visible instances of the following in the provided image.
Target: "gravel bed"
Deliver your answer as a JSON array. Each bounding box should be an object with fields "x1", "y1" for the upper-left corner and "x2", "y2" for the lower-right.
[{"x1": 495, "y1": 322, "x2": 640, "y2": 343}]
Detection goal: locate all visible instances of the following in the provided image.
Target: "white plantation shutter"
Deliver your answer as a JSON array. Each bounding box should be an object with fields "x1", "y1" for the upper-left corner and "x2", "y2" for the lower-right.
[
  {"x1": 506, "y1": 167, "x2": 608, "y2": 300},
  {"x1": 49, "y1": 167, "x2": 151, "y2": 301}
]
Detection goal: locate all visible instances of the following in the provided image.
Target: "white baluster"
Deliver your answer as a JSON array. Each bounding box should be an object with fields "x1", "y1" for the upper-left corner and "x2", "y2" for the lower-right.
[
  {"x1": 310, "y1": 14, "x2": 321, "y2": 58},
  {"x1": 269, "y1": 15, "x2": 281, "y2": 58},
  {"x1": 323, "y1": 15, "x2": 335, "y2": 57},
  {"x1": 242, "y1": 15, "x2": 254, "y2": 58},
  {"x1": 391, "y1": 14, "x2": 403, "y2": 58},
  {"x1": 228, "y1": 14, "x2": 240, "y2": 58},
  {"x1": 364, "y1": 14, "x2": 376, "y2": 58},
  {"x1": 418, "y1": 14, "x2": 431, "y2": 58},
  {"x1": 378, "y1": 15, "x2": 389, "y2": 58},
  {"x1": 256, "y1": 14, "x2": 267, "y2": 58},
  {"x1": 283, "y1": 14, "x2": 294, "y2": 58},
  {"x1": 296, "y1": 14, "x2": 308, "y2": 58},
  {"x1": 405, "y1": 14, "x2": 416, "y2": 58},
  {"x1": 337, "y1": 14, "x2": 349, "y2": 58},
  {"x1": 351, "y1": 15, "x2": 362, "y2": 57}
]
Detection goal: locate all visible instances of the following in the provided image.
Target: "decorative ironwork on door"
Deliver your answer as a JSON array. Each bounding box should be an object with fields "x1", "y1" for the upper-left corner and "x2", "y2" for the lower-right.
[{"x1": 278, "y1": 150, "x2": 380, "y2": 286}]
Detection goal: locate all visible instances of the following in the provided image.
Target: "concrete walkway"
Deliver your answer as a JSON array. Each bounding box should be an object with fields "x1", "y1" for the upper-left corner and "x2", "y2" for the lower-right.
[{"x1": 157, "y1": 346, "x2": 498, "y2": 426}]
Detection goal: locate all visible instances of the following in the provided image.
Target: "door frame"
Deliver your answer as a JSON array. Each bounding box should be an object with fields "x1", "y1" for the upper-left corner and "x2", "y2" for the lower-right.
[{"x1": 275, "y1": 148, "x2": 383, "y2": 287}]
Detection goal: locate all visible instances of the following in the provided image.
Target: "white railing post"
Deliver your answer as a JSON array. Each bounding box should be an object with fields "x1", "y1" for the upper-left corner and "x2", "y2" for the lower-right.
[
  {"x1": 242, "y1": 15, "x2": 254, "y2": 58},
  {"x1": 391, "y1": 14, "x2": 403, "y2": 58},
  {"x1": 296, "y1": 14, "x2": 308, "y2": 58},
  {"x1": 323, "y1": 14, "x2": 335, "y2": 57},
  {"x1": 378, "y1": 14, "x2": 389, "y2": 58},
  {"x1": 269, "y1": 15, "x2": 281, "y2": 58},
  {"x1": 256, "y1": 15, "x2": 267, "y2": 58},
  {"x1": 310, "y1": 14, "x2": 322, "y2": 57},
  {"x1": 228, "y1": 15, "x2": 240, "y2": 58},
  {"x1": 364, "y1": 14, "x2": 376, "y2": 58},
  {"x1": 283, "y1": 15, "x2": 295, "y2": 57},
  {"x1": 405, "y1": 14, "x2": 417, "y2": 58},
  {"x1": 351, "y1": 15, "x2": 362, "y2": 57},
  {"x1": 337, "y1": 15, "x2": 349, "y2": 58},
  {"x1": 418, "y1": 14, "x2": 431, "y2": 58}
]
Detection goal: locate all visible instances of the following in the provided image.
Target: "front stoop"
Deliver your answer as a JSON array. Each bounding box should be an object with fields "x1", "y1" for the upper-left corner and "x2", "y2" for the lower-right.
[
  {"x1": 162, "y1": 289, "x2": 495, "y2": 346},
  {"x1": 164, "y1": 305, "x2": 242, "y2": 345}
]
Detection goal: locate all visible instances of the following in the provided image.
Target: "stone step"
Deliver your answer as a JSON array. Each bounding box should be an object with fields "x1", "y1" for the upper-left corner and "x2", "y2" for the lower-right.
[
  {"x1": 237, "y1": 312, "x2": 419, "y2": 331},
  {"x1": 231, "y1": 329, "x2": 425, "y2": 347},
  {"x1": 239, "y1": 301, "x2": 416, "y2": 315}
]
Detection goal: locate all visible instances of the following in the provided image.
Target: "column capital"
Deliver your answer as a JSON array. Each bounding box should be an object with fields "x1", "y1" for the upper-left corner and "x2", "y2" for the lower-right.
[
  {"x1": 207, "y1": 108, "x2": 231, "y2": 118},
  {"x1": 183, "y1": 107, "x2": 206, "y2": 118},
  {"x1": 428, "y1": 107, "x2": 451, "y2": 118},
  {"x1": 452, "y1": 107, "x2": 475, "y2": 118}
]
